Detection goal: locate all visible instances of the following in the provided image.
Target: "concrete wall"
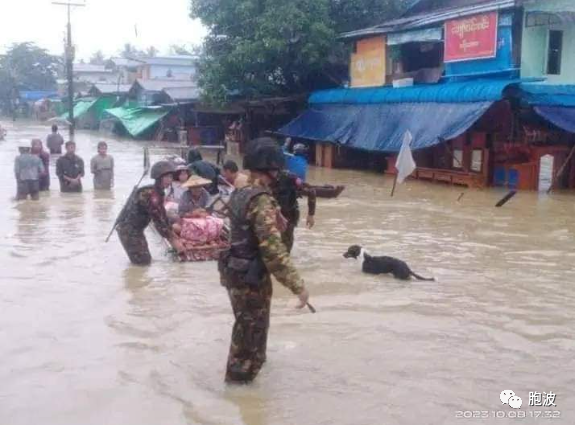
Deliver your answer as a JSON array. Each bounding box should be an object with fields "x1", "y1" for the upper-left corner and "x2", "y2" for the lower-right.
[{"x1": 521, "y1": 0, "x2": 575, "y2": 84}]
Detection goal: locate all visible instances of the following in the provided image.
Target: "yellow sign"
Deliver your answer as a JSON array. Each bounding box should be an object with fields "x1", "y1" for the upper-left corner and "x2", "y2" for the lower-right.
[{"x1": 350, "y1": 36, "x2": 386, "y2": 88}]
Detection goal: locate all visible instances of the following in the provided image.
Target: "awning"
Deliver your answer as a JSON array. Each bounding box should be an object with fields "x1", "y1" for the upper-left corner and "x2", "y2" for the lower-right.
[
  {"x1": 519, "y1": 84, "x2": 575, "y2": 107},
  {"x1": 278, "y1": 102, "x2": 492, "y2": 152},
  {"x1": 387, "y1": 27, "x2": 442, "y2": 46},
  {"x1": 104, "y1": 106, "x2": 169, "y2": 137},
  {"x1": 518, "y1": 84, "x2": 575, "y2": 133},
  {"x1": 279, "y1": 80, "x2": 516, "y2": 153},
  {"x1": 526, "y1": 11, "x2": 575, "y2": 27},
  {"x1": 309, "y1": 79, "x2": 516, "y2": 104},
  {"x1": 534, "y1": 106, "x2": 575, "y2": 133}
]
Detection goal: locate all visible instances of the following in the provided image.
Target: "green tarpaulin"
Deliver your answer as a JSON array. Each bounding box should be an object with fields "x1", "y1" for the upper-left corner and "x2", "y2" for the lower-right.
[
  {"x1": 104, "y1": 106, "x2": 169, "y2": 137},
  {"x1": 61, "y1": 96, "x2": 117, "y2": 121},
  {"x1": 62, "y1": 98, "x2": 98, "y2": 120},
  {"x1": 92, "y1": 96, "x2": 117, "y2": 120}
]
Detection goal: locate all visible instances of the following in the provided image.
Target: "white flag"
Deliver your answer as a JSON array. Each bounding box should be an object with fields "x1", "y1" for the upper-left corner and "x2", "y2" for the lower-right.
[{"x1": 395, "y1": 131, "x2": 416, "y2": 184}]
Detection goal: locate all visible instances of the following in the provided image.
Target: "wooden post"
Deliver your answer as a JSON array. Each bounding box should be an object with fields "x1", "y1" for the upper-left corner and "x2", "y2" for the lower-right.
[
  {"x1": 390, "y1": 175, "x2": 398, "y2": 197},
  {"x1": 547, "y1": 144, "x2": 575, "y2": 194}
]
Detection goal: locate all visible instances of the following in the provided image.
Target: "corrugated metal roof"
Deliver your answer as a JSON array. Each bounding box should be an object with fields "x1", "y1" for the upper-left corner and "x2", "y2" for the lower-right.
[
  {"x1": 90, "y1": 83, "x2": 132, "y2": 95},
  {"x1": 340, "y1": 0, "x2": 516, "y2": 40},
  {"x1": 74, "y1": 64, "x2": 112, "y2": 73},
  {"x1": 134, "y1": 79, "x2": 196, "y2": 92},
  {"x1": 162, "y1": 86, "x2": 201, "y2": 102},
  {"x1": 110, "y1": 57, "x2": 144, "y2": 67},
  {"x1": 142, "y1": 56, "x2": 197, "y2": 66},
  {"x1": 309, "y1": 79, "x2": 520, "y2": 104}
]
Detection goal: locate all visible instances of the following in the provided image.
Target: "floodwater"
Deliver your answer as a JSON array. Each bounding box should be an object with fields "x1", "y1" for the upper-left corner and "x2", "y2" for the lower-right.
[{"x1": 1, "y1": 120, "x2": 575, "y2": 425}]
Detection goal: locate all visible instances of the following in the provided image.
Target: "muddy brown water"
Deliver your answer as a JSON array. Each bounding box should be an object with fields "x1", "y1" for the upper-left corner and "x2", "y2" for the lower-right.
[{"x1": 1, "y1": 120, "x2": 574, "y2": 425}]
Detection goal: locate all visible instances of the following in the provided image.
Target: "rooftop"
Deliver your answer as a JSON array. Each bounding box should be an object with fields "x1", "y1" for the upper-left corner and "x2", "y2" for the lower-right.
[
  {"x1": 340, "y1": 0, "x2": 515, "y2": 40},
  {"x1": 74, "y1": 63, "x2": 113, "y2": 73},
  {"x1": 162, "y1": 86, "x2": 201, "y2": 102},
  {"x1": 133, "y1": 79, "x2": 196, "y2": 92},
  {"x1": 141, "y1": 56, "x2": 198, "y2": 66},
  {"x1": 90, "y1": 83, "x2": 132, "y2": 95}
]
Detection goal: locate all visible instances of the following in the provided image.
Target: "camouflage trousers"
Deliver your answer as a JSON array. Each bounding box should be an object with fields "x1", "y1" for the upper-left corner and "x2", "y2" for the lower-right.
[
  {"x1": 224, "y1": 276, "x2": 273, "y2": 383},
  {"x1": 117, "y1": 226, "x2": 152, "y2": 265},
  {"x1": 281, "y1": 222, "x2": 296, "y2": 253}
]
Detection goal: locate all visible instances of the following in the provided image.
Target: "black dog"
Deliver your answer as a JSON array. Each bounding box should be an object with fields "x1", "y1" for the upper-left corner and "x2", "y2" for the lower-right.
[{"x1": 343, "y1": 245, "x2": 434, "y2": 281}]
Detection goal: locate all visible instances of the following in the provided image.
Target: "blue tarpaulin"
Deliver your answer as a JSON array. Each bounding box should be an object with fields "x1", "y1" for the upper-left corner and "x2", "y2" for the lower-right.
[
  {"x1": 535, "y1": 106, "x2": 575, "y2": 133},
  {"x1": 19, "y1": 91, "x2": 59, "y2": 101},
  {"x1": 278, "y1": 102, "x2": 492, "y2": 152},
  {"x1": 310, "y1": 79, "x2": 516, "y2": 105},
  {"x1": 279, "y1": 79, "x2": 517, "y2": 153},
  {"x1": 519, "y1": 84, "x2": 575, "y2": 107}
]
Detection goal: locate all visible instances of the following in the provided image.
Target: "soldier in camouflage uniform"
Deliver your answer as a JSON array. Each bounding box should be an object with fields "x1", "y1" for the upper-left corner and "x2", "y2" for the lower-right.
[
  {"x1": 272, "y1": 169, "x2": 317, "y2": 253},
  {"x1": 219, "y1": 138, "x2": 311, "y2": 384},
  {"x1": 116, "y1": 161, "x2": 185, "y2": 265}
]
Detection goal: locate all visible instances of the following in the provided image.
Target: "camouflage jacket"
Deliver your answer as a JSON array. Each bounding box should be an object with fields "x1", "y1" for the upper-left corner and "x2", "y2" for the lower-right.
[
  {"x1": 272, "y1": 170, "x2": 316, "y2": 224},
  {"x1": 225, "y1": 179, "x2": 305, "y2": 295},
  {"x1": 119, "y1": 185, "x2": 171, "y2": 239}
]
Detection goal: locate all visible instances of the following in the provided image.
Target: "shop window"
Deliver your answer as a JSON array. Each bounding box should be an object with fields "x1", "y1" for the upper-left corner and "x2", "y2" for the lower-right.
[
  {"x1": 400, "y1": 42, "x2": 443, "y2": 73},
  {"x1": 547, "y1": 30, "x2": 563, "y2": 75},
  {"x1": 471, "y1": 150, "x2": 483, "y2": 172},
  {"x1": 453, "y1": 149, "x2": 463, "y2": 169}
]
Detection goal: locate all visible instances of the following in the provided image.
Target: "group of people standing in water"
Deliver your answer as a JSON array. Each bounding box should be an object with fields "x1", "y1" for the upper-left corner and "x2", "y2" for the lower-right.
[{"x1": 13, "y1": 124, "x2": 115, "y2": 201}]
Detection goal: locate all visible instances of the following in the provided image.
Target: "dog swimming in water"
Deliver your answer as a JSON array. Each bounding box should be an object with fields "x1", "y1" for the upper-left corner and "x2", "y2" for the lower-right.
[{"x1": 343, "y1": 245, "x2": 435, "y2": 281}]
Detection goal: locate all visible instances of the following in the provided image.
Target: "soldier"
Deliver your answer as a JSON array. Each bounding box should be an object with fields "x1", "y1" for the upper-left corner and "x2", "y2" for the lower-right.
[
  {"x1": 271, "y1": 168, "x2": 317, "y2": 253},
  {"x1": 218, "y1": 138, "x2": 311, "y2": 384},
  {"x1": 116, "y1": 161, "x2": 185, "y2": 265}
]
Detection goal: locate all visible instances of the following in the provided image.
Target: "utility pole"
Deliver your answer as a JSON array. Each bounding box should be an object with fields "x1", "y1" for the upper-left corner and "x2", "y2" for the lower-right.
[{"x1": 53, "y1": 1, "x2": 85, "y2": 141}]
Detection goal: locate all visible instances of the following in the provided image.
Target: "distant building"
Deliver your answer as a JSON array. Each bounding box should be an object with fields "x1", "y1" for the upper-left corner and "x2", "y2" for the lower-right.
[{"x1": 137, "y1": 56, "x2": 197, "y2": 81}]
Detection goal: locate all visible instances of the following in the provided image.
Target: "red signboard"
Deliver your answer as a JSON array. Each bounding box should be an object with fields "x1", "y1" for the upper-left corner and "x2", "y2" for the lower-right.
[{"x1": 445, "y1": 12, "x2": 498, "y2": 63}]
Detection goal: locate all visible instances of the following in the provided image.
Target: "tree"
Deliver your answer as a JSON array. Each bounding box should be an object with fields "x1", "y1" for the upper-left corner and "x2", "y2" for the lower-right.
[
  {"x1": 120, "y1": 43, "x2": 145, "y2": 59},
  {"x1": 169, "y1": 44, "x2": 196, "y2": 56},
  {"x1": 0, "y1": 42, "x2": 59, "y2": 113},
  {"x1": 190, "y1": 0, "x2": 404, "y2": 104},
  {"x1": 90, "y1": 50, "x2": 106, "y2": 65},
  {"x1": 145, "y1": 46, "x2": 159, "y2": 58}
]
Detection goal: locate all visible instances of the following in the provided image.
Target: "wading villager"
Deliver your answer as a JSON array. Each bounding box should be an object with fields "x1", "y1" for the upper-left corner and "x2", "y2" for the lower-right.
[
  {"x1": 169, "y1": 165, "x2": 191, "y2": 203},
  {"x1": 218, "y1": 138, "x2": 310, "y2": 384},
  {"x1": 90, "y1": 141, "x2": 114, "y2": 190},
  {"x1": 56, "y1": 141, "x2": 84, "y2": 193},
  {"x1": 14, "y1": 145, "x2": 44, "y2": 201},
  {"x1": 222, "y1": 160, "x2": 249, "y2": 189},
  {"x1": 46, "y1": 124, "x2": 64, "y2": 154},
  {"x1": 31, "y1": 139, "x2": 50, "y2": 191},
  {"x1": 115, "y1": 161, "x2": 185, "y2": 265},
  {"x1": 187, "y1": 148, "x2": 220, "y2": 195},
  {"x1": 271, "y1": 166, "x2": 316, "y2": 253}
]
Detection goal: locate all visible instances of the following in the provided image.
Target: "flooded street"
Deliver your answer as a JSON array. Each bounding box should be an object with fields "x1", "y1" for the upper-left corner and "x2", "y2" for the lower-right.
[{"x1": 1, "y1": 120, "x2": 575, "y2": 425}]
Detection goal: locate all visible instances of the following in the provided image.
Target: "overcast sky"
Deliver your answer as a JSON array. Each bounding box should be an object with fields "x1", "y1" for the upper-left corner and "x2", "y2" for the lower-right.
[{"x1": 0, "y1": 0, "x2": 207, "y2": 59}]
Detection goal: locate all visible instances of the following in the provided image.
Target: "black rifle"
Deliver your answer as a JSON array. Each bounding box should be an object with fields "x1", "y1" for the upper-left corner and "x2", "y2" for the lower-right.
[{"x1": 105, "y1": 166, "x2": 149, "y2": 242}]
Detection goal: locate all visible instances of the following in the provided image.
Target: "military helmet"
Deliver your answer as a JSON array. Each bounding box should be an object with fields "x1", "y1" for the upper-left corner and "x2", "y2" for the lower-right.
[
  {"x1": 150, "y1": 160, "x2": 177, "y2": 180},
  {"x1": 243, "y1": 137, "x2": 285, "y2": 171}
]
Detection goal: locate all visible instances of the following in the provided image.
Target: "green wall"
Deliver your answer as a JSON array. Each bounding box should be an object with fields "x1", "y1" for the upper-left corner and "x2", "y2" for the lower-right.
[{"x1": 521, "y1": 0, "x2": 575, "y2": 84}]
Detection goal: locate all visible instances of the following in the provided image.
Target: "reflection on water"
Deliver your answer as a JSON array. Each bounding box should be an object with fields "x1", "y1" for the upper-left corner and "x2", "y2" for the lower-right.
[{"x1": 1, "y1": 120, "x2": 575, "y2": 425}]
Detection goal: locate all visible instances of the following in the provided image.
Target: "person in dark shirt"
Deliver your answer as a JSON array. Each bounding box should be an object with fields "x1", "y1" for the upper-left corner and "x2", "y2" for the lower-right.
[
  {"x1": 271, "y1": 170, "x2": 316, "y2": 253},
  {"x1": 46, "y1": 124, "x2": 65, "y2": 154},
  {"x1": 56, "y1": 141, "x2": 85, "y2": 193},
  {"x1": 187, "y1": 148, "x2": 220, "y2": 195}
]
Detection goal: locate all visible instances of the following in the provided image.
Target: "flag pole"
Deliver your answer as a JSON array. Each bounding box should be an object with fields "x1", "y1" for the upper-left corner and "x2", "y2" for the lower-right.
[{"x1": 390, "y1": 174, "x2": 398, "y2": 197}]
